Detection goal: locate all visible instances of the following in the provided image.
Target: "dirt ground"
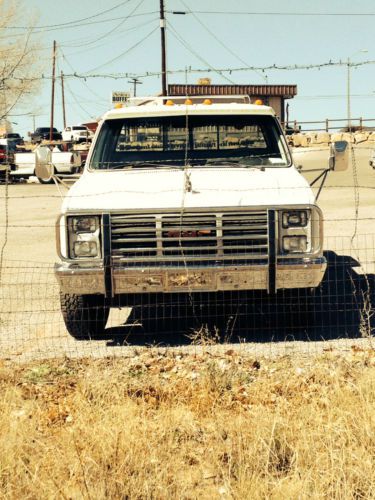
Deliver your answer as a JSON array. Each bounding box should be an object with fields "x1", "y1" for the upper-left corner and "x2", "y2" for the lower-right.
[{"x1": 1, "y1": 145, "x2": 375, "y2": 361}]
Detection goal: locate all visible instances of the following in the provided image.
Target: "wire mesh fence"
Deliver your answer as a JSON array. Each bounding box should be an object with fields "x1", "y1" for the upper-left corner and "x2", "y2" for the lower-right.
[
  {"x1": 0, "y1": 238, "x2": 374, "y2": 360},
  {"x1": 0, "y1": 142, "x2": 375, "y2": 361}
]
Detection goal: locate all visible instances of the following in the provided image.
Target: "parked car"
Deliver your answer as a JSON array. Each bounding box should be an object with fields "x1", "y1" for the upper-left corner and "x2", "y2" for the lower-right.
[
  {"x1": 0, "y1": 144, "x2": 16, "y2": 180},
  {"x1": 30, "y1": 127, "x2": 62, "y2": 144},
  {"x1": 0, "y1": 144, "x2": 8, "y2": 164},
  {"x1": 1, "y1": 133, "x2": 24, "y2": 147},
  {"x1": 369, "y1": 149, "x2": 375, "y2": 169},
  {"x1": 0, "y1": 143, "x2": 15, "y2": 163},
  {"x1": 62, "y1": 125, "x2": 94, "y2": 143}
]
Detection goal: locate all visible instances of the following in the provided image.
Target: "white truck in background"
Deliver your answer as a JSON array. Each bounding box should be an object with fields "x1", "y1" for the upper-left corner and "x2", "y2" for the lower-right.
[
  {"x1": 35, "y1": 95, "x2": 349, "y2": 339},
  {"x1": 11, "y1": 148, "x2": 82, "y2": 183},
  {"x1": 62, "y1": 125, "x2": 94, "y2": 143}
]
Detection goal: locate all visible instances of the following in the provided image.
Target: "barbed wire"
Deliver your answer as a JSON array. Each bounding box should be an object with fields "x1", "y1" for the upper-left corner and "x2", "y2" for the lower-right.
[
  {"x1": 2, "y1": 58, "x2": 375, "y2": 83},
  {"x1": 3, "y1": 184, "x2": 375, "y2": 200}
]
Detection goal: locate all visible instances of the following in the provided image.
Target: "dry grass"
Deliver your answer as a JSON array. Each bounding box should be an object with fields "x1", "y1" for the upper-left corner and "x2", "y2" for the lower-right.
[{"x1": 1, "y1": 347, "x2": 375, "y2": 499}]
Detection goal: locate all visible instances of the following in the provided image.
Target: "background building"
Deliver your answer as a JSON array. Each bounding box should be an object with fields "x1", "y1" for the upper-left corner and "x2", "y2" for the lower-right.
[{"x1": 168, "y1": 82, "x2": 297, "y2": 125}]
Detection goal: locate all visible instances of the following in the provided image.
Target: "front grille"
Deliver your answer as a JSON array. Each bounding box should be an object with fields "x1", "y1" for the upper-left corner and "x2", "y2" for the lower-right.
[
  {"x1": 222, "y1": 212, "x2": 268, "y2": 256},
  {"x1": 111, "y1": 216, "x2": 157, "y2": 258},
  {"x1": 162, "y1": 215, "x2": 217, "y2": 256},
  {"x1": 110, "y1": 210, "x2": 269, "y2": 264}
]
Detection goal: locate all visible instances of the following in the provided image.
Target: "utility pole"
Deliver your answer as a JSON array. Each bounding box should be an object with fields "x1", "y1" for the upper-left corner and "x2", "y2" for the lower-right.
[
  {"x1": 49, "y1": 40, "x2": 57, "y2": 142},
  {"x1": 347, "y1": 58, "x2": 351, "y2": 132},
  {"x1": 159, "y1": 0, "x2": 167, "y2": 96},
  {"x1": 61, "y1": 70, "x2": 66, "y2": 129},
  {"x1": 128, "y1": 77, "x2": 142, "y2": 97}
]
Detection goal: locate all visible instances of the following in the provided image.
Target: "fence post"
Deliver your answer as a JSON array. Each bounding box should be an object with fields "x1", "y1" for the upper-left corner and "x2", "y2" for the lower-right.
[
  {"x1": 294, "y1": 120, "x2": 298, "y2": 133},
  {"x1": 360, "y1": 117, "x2": 363, "y2": 131},
  {"x1": 325, "y1": 119, "x2": 329, "y2": 132}
]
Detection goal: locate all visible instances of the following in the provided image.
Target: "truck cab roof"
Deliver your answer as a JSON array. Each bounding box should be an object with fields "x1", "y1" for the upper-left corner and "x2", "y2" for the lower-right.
[{"x1": 103, "y1": 96, "x2": 275, "y2": 121}]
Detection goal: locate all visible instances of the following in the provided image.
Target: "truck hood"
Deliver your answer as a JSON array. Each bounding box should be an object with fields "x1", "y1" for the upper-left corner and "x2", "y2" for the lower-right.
[{"x1": 62, "y1": 166, "x2": 315, "y2": 212}]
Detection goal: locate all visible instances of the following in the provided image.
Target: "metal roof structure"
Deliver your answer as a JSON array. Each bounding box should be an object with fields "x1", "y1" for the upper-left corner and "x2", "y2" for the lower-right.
[{"x1": 168, "y1": 84, "x2": 297, "y2": 99}]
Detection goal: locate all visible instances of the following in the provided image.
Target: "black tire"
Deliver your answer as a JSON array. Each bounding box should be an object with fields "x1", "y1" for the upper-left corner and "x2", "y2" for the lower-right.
[
  {"x1": 60, "y1": 293, "x2": 110, "y2": 340},
  {"x1": 37, "y1": 165, "x2": 55, "y2": 184}
]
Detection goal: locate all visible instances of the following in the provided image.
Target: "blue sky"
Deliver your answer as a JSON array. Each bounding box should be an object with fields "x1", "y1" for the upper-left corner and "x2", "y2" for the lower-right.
[{"x1": 8, "y1": 0, "x2": 375, "y2": 136}]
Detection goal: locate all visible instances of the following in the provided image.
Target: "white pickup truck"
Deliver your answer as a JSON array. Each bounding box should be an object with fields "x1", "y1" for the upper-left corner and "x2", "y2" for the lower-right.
[
  {"x1": 62, "y1": 125, "x2": 94, "y2": 143},
  {"x1": 11, "y1": 148, "x2": 81, "y2": 183},
  {"x1": 48, "y1": 96, "x2": 348, "y2": 339}
]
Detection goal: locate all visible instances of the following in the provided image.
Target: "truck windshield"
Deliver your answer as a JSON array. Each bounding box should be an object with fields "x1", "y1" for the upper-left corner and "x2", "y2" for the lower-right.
[{"x1": 91, "y1": 114, "x2": 290, "y2": 169}]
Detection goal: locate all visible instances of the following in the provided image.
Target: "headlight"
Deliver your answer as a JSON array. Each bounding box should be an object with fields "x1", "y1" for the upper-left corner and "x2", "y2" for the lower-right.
[
  {"x1": 283, "y1": 235, "x2": 307, "y2": 253},
  {"x1": 68, "y1": 216, "x2": 101, "y2": 259},
  {"x1": 278, "y1": 206, "x2": 322, "y2": 255},
  {"x1": 71, "y1": 216, "x2": 98, "y2": 233},
  {"x1": 73, "y1": 241, "x2": 98, "y2": 257},
  {"x1": 282, "y1": 210, "x2": 308, "y2": 228}
]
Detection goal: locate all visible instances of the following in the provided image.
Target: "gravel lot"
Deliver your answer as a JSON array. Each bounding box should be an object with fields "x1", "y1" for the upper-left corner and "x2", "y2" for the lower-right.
[{"x1": 1, "y1": 145, "x2": 375, "y2": 361}]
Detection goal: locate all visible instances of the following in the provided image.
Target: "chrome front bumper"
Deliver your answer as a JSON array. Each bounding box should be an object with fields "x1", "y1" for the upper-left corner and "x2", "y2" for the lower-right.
[{"x1": 55, "y1": 257, "x2": 327, "y2": 296}]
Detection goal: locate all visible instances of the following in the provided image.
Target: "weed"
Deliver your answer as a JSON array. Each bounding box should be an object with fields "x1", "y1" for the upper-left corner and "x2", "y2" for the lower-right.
[{"x1": 0, "y1": 352, "x2": 375, "y2": 498}]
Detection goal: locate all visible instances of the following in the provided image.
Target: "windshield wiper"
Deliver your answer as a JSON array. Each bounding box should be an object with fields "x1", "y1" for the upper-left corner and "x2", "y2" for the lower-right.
[
  {"x1": 205, "y1": 159, "x2": 241, "y2": 166},
  {"x1": 205, "y1": 157, "x2": 265, "y2": 168},
  {"x1": 105, "y1": 161, "x2": 179, "y2": 170}
]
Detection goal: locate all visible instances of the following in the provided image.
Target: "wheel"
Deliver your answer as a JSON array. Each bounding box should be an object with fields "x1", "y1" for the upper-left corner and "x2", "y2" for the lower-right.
[
  {"x1": 36, "y1": 165, "x2": 55, "y2": 184},
  {"x1": 60, "y1": 293, "x2": 110, "y2": 340}
]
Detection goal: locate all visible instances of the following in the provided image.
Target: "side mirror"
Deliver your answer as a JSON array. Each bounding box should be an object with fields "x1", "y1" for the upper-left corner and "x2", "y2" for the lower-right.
[
  {"x1": 72, "y1": 151, "x2": 82, "y2": 167},
  {"x1": 329, "y1": 140, "x2": 349, "y2": 172},
  {"x1": 34, "y1": 145, "x2": 53, "y2": 180}
]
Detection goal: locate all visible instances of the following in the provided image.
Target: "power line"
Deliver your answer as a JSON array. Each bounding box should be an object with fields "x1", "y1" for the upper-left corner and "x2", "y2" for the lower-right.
[
  {"x1": 64, "y1": 79, "x2": 97, "y2": 121},
  {"x1": 4, "y1": 58, "x2": 375, "y2": 82},
  {"x1": 178, "y1": 0, "x2": 267, "y2": 82},
  {"x1": 60, "y1": 49, "x2": 107, "y2": 102},
  {"x1": 62, "y1": 7, "x2": 152, "y2": 52},
  {"x1": 296, "y1": 93, "x2": 375, "y2": 100},
  {"x1": 167, "y1": 23, "x2": 236, "y2": 84},
  {"x1": 169, "y1": 10, "x2": 375, "y2": 16},
  {"x1": 25, "y1": 17, "x2": 158, "y2": 54},
  {"x1": 3, "y1": 0, "x2": 133, "y2": 29},
  {"x1": 79, "y1": 0, "x2": 146, "y2": 49},
  {"x1": 0, "y1": 11, "x2": 158, "y2": 39},
  {"x1": 84, "y1": 26, "x2": 158, "y2": 73}
]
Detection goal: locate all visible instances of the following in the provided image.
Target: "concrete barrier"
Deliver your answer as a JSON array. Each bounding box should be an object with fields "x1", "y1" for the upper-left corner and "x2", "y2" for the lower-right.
[{"x1": 290, "y1": 131, "x2": 375, "y2": 147}]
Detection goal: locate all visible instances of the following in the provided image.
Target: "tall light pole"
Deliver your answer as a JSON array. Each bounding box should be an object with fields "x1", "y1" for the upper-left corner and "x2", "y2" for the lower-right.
[{"x1": 347, "y1": 49, "x2": 368, "y2": 131}]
